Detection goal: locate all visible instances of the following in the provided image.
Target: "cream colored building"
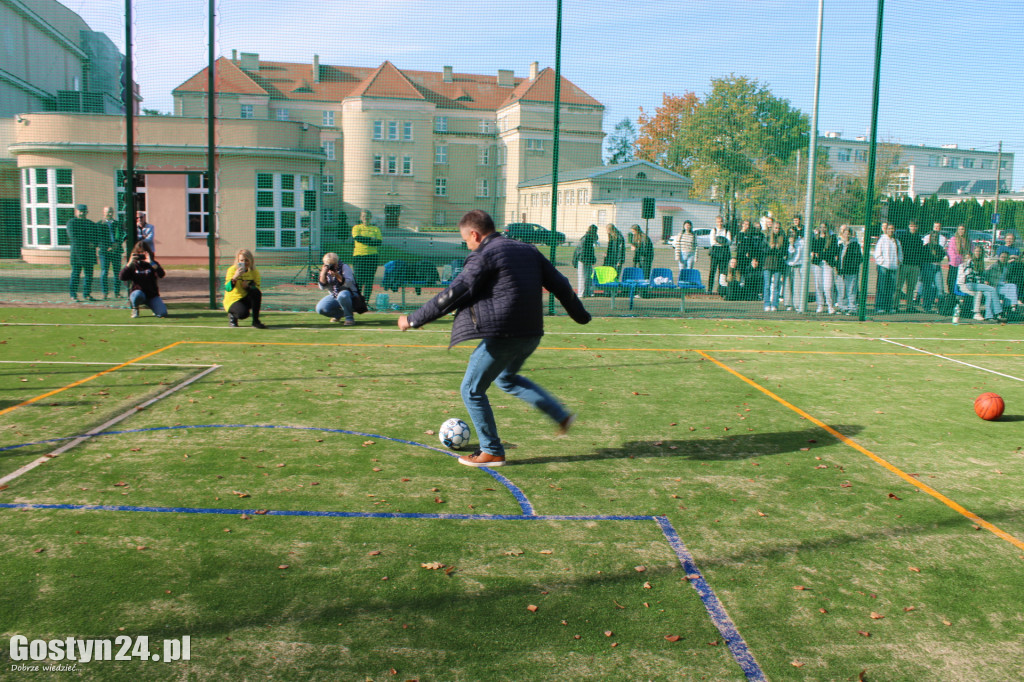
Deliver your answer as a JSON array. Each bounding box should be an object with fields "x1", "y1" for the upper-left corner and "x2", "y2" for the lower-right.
[
  {"x1": 173, "y1": 54, "x2": 605, "y2": 231},
  {"x1": 12, "y1": 113, "x2": 324, "y2": 264}
]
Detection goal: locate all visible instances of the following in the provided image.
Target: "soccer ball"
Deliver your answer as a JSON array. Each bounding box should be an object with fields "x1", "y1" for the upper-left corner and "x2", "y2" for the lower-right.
[{"x1": 439, "y1": 418, "x2": 471, "y2": 450}]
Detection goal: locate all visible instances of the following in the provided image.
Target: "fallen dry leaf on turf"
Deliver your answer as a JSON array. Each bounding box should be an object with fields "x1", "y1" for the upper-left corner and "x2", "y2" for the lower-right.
[
  {"x1": 909, "y1": 566, "x2": 921, "y2": 572},
  {"x1": 604, "y1": 630, "x2": 613, "y2": 637},
  {"x1": 791, "y1": 661, "x2": 805, "y2": 668},
  {"x1": 573, "y1": 634, "x2": 581, "y2": 639},
  {"x1": 819, "y1": 608, "x2": 828, "y2": 614},
  {"x1": 942, "y1": 620, "x2": 952, "y2": 626},
  {"x1": 503, "y1": 549, "x2": 524, "y2": 556},
  {"x1": 793, "y1": 585, "x2": 808, "y2": 591},
  {"x1": 526, "y1": 605, "x2": 538, "y2": 612},
  {"x1": 362, "y1": 440, "x2": 375, "y2": 446},
  {"x1": 643, "y1": 582, "x2": 652, "y2": 589},
  {"x1": 424, "y1": 429, "x2": 435, "y2": 435},
  {"x1": 903, "y1": 606, "x2": 915, "y2": 612},
  {"x1": 634, "y1": 565, "x2": 647, "y2": 572},
  {"x1": 888, "y1": 492, "x2": 901, "y2": 500},
  {"x1": 539, "y1": 549, "x2": 553, "y2": 555},
  {"x1": 434, "y1": 498, "x2": 444, "y2": 504},
  {"x1": 665, "y1": 634, "x2": 681, "y2": 642},
  {"x1": 857, "y1": 631, "x2": 871, "y2": 637},
  {"x1": 613, "y1": 600, "x2": 626, "y2": 609},
  {"x1": 859, "y1": 671, "x2": 868, "y2": 682},
  {"x1": 421, "y1": 562, "x2": 445, "y2": 570},
  {"x1": 870, "y1": 612, "x2": 884, "y2": 619},
  {"x1": 33, "y1": 548, "x2": 44, "y2": 553},
  {"x1": 113, "y1": 481, "x2": 129, "y2": 487},
  {"x1": 278, "y1": 565, "x2": 289, "y2": 570},
  {"x1": 136, "y1": 546, "x2": 147, "y2": 551},
  {"x1": 232, "y1": 491, "x2": 250, "y2": 498},
  {"x1": 756, "y1": 510, "x2": 767, "y2": 517},
  {"x1": 368, "y1": 550, "x2": 381, "y2": 556}
]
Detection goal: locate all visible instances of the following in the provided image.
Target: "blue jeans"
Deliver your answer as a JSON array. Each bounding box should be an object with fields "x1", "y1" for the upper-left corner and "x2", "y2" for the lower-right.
[
  {"x1": 315, "y1": 292, "x2": 353, "y2": 321},
  {"x1": 763, "y1": 270, "x2": 782, "y2": 308},
  {"x1": 129, "y1": 290, "x2": 167, "y2": 317},
  {"x1": 677, "y1": 251, "x2": 695, "y2": 270},
  {"x1": 461, "y1": 336, "x2": 569, "y2": 457}
]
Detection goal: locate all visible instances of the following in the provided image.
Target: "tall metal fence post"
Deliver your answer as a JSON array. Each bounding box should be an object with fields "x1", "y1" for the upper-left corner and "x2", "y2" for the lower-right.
[{"x1": 857, "y1": 0, "x2": 885, "y2": 320}]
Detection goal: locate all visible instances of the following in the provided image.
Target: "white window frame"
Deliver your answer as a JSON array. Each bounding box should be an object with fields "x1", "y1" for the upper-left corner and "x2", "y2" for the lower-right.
[
  {"x1": 565, "y1": 189, "x2": 574, "y2": 205},
  {"x1": 402, "y1": 155, "x2": 412, "y2": 176},
  {"x1": 276, "y1": 108, "x2": 290, "y2": 121},
  {"x1": 434, "y1": 210, "x2": 446, "y2": 226},
  {"x1": 476, "y1": 178, "x2": 489, "y2": 198},
  {"x1": 186, "y1": 172, "x2": 209, "y2": 237},
  {"x1": 478, "y1": 146, "x2": 490, "y2": 166},
  {"x1": 527, "y1": 138, "x2": 545, "y2": 151},
  {"x1": 948, "y1": 157, "x2": 960, "y2": 169},
  {"x1": 981, "y1": 159, "x2": 993, "y2": 169},
  {"x1": 578, "y1": 188, "x2": 588, "y2": 204},
  {"x1": 479, "y1": 119, "x2": 493, "y2": 134},
  {"x1": 373, "y1": 120, "x2": 383, "y2": 140},
  {"x1": 387, "y1": 154, "x2": 397, "y2": 175},
  {"x1": 22, "y1": 167, "x2": 75, "y2": 248},
  {"x1": 388, "y1": 120, "x2": 399, "y2": 141},
  {"x1": 435, "y1": 145, "x2": 448, "y2": 164},
  {"x1": 322, "y1": 110, "x2": 335, "y2": 127},
  {"x1": 434, "y1": 178, "x2": 448, "y2": 197},
  {"x1": 962, "y1": 158, "x2": 975, "y2": 169},
  {"x1": 928, "y1": 155, "x2": 940, "y2": 167},
  {"x1": 323, "y1": 174, "x2": 335, "y2": 194},
  {"x1": 837, "y1": 148, "x2": 851, "y2": 162},
  {"x1": 403, "y1": 121, "x2": 413, "y2": 141},
  {"x1": 373, "y1": 154, "x2": 383, "y2": 175},
  {"x1": 435, "y1": 116, "x2": 448, "y2": 132},
  {"x1": 255, "y1": 172, "x2": 318, "y2": 250},
  {"x1": 240, "y1": 104, "x2": 254, "y2": 119},
  {"x1": 323, "y1": 141, "x2": 335, "y2": 160}
]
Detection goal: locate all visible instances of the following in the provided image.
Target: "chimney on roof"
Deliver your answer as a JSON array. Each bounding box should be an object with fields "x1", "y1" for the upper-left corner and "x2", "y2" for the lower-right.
[
  {"x1": 443, "y1": 65, "x2": 453, "y2": 83},
  {"x1": 231, "y1": 49, "x2": 237, "y2": 64},
  {"x1": 529, "y1": 62, "x2": 538, "y2": 81},
  {"x1": 313, "y1": 54, "x2": 320, "y2": 83},
  {"x1": 497, "y1": 69, "x2": 514, "y2": 88},
  {"x1": 239, "y1": 52, "x2": 259, "y2": 70}
]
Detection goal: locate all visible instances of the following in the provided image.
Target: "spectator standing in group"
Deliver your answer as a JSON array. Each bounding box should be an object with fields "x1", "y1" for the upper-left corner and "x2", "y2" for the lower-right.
[
  {"x1": 223, "y1": 248, "x2": 267, "y2": 328},
  {"x1": 135, "y1": 212, "x2": 155, "y2": 257},
  {"x1": 706, "y1": 216, "x2": 730, "y2": 292},
  {"x1": 67, "y1": 204, "x2": 98, "y2": 301},
  {"x1": 736, "y1": 218, "x2": 765, "y2": 278},
  {"x1": 602, "y1": 223, "x2": 626, "y2": 275},
  {"x1": 351, "y1": 209, "x2": 383, "y2": 299},
  {"x1": 896, "y1": 220, "x2": 926, "y2": 312},
  {"x1": 831, "y1": 224, "x2": 862, "y2": 315},
  {"x1": 986, "y1": 251, "x2": 1018, "y2": 311},
  {"x1": 119, "y1": 242, "x2": 167, "y2": 318},
  {"x1": 397, "y1": 210, "x2": 591, "y2": 468},
  {"x1": 874, "y1": 222, "x2": 902, "y2": 314},
  {"x1": 721, "y1": 256, "x2": 745, "y2": 300},
  {"x1": 761, "y1": 221, "x2": 787, "y2": 312},
  {"x1": 946, "y1": 224, "x2": 971, "y2": 295},
  {"x1": 810, "y1": 222, "x2": 837, "y2": 314},
  {"x1": 919, "y1": 230, "x2": 946, "y2": 312},
  {"x1": 629, "y1": 224, "x2": 654, "y2": 280},
  {"x1": 572, "y1": 224, "x2": 599, "y2": 297},
  {"x1": 957, "y1": 245, "x2": 1003, "y2": 322},
  {"x1": 98, "y1": 206, "x2": 127, "y2": 299},
  {"x1": 783, "y1": 225, "x2": 806, "y2": 312},
  {"x1": 673, "y1": 220, "x2": 696, "y2": 273},
  {"x1": 710, "y1": 215, "x2": 731, "y2": 247}
]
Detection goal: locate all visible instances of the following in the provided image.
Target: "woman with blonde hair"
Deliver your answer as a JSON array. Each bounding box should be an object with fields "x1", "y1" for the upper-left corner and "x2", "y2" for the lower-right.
[
  {"x1": 223, "y1": 248, "x2": 266, "y2": 328},
  {"x1": 946, "y1": 224, "x2": 970, "y2": 295},
  {"x1": 316, "y1": 252, "x2": 359, "y2": 325}
]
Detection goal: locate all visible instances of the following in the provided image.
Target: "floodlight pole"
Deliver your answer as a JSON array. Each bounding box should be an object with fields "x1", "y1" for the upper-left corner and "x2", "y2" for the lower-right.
[
  {"x1": 207, "y1": 0, "x2": 217, "y2": 309},
  {"x1": 547, "y1": 0, "x2": 563, "y2": 316},
  {"x1": 857, "y1": 0, "x2": 885, "y2": 321},
  {"x1": 801, "y1": 0, "x2": 824, "y2": 314}
]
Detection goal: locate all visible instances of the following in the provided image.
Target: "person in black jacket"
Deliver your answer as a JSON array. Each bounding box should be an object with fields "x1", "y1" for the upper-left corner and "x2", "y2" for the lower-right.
[
  {"x1": 830, "y1": 224, "x2": 862, "y2": 314},
  {"x1": 398, "y1": 210, "x2": 591, "y2": 467},
  {"x1": 120, "y1": 242, "x2": 167, "y2": 318}
]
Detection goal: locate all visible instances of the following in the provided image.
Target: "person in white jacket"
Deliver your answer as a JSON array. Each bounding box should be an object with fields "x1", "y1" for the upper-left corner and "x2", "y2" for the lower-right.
[
  {"x1": 783, "y1": 227, "x2": 806, "y2": 312},
  {"x1": 873, "y1": 222, "x2": 902, "y2": 314}
]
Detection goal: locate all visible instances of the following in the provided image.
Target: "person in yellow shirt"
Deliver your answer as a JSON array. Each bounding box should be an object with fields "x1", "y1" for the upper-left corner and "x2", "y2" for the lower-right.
[
  {"x1": 223, "y1": 248, "x2": 267, "y2": 328},
  {"x1": 351, "y1": 209, "x2": 383, "y2": 299}
]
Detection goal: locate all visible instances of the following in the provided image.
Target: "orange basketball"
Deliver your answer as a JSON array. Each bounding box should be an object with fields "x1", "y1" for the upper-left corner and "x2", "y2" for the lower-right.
[{"x1": 974, "y1": 393, "x2": 1005, "y2": 421}]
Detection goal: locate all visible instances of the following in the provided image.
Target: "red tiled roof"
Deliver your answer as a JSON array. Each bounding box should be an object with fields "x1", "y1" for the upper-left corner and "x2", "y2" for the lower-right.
[{"x1": 173, "y1": 58, "x2": 602, "y2": 111}]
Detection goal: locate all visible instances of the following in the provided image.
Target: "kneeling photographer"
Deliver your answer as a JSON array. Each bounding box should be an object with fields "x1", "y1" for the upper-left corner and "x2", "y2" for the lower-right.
[
  {"x1": 315, "y1": 252, "x2": 365, "y2": 326},
  {"x1": 120, "y1": 243, "x2": 167, "y2": 318},
  {"x1": 224, "y1": 248, "x2": 266, "y2": 328}
]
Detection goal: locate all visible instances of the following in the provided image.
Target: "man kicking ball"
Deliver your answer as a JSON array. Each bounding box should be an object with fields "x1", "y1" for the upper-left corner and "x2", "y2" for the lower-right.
[{"x1": 398, "y1": 209, "x2": 591, "y2": 467}]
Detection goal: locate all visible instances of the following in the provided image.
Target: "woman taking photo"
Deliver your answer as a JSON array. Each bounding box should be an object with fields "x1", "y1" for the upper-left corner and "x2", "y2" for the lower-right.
[
  {"x1": 119, "y1": 242, "x2": 167, "y2": 318},
  {"x1": 224, "y1": 248, "x2": 267, "y2": 328}
]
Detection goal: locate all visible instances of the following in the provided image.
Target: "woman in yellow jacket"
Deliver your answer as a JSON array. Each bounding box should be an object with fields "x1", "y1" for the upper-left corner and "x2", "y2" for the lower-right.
[
  {"x1": 224, "y1": 248, "x2": 267, "y2": 328},
  {"x1": 351, "y1": 209, "x2": 383, "y2": 299}
]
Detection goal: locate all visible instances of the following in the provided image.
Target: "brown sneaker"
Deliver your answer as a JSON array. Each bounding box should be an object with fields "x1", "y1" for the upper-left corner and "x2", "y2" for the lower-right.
[
  {"x1": 556, "y1": 414, "x2": 576, "y2": 436},
  {"x1": 458, "y1": 450, "x2": 505, "y2": 467}
]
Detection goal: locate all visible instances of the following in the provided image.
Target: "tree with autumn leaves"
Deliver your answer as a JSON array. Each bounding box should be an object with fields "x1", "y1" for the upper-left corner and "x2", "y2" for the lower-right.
[{"x1": 637, "y1": 76, "x2": 809, "y2": 222}]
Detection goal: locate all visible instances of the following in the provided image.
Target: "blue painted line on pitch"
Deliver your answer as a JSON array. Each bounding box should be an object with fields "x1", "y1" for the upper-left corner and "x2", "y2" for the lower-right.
[
  {"x1": 0, "y1": 501, "x2": 764, "y2": 679},
  {"x1": 0, "y1": 502, "x2": 653, "y2": 522},
  {"x1": 0, "y1": 423, "x2": 534, "y2": 515},
  {"x1": 655, "y1": 515, "x2": 766, "y2": 682}
]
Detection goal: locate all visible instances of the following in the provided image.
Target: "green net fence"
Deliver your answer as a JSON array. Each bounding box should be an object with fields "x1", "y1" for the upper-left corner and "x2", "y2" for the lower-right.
[{"x1": 2, "y1": 0, "x2": 1021, "y2": 322}]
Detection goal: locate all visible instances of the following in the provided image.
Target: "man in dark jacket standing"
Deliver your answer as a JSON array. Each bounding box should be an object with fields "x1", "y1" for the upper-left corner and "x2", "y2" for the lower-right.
[{"x1": 398, "y1": 210, "x2": 591, "y2": 467}]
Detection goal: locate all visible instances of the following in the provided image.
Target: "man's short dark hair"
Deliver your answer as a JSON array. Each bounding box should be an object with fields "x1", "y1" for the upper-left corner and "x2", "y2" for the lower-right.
[{"x1": 459, "y1": 209, "x2": 495, "y2": 235}]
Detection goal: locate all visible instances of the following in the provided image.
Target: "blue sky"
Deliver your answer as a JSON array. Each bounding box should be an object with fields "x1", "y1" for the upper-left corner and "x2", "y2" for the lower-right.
[{"x1": 66, "y1": 0, "x2": 1022, "y2": 188}]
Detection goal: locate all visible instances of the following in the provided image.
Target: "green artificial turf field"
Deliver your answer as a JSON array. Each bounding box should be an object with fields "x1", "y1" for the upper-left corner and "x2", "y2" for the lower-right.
[{"x1": 1, "y1": 307, "x2": 1022, "y2": 681}]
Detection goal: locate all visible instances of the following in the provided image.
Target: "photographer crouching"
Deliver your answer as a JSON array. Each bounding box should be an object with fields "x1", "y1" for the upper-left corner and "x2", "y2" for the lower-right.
[
  {"x1": 119, "y1": 243, "x2": 167, "y2": 318},
  {"x1": 315, "y1": 252, "x2": 363, "y2": 326},
  {"x1": 224, "y1": 248, "x2": 267, "y2": 328}
]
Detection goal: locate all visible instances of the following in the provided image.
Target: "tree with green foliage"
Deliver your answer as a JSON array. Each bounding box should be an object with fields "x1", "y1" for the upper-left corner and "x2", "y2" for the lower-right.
[{"x1": 604, "y1": 118, "x2": 638, "y2": 165}]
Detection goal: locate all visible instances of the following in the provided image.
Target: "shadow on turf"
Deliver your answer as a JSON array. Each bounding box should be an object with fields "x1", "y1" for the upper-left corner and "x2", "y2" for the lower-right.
[{"x1": 508, "y1": 425, "x2": 864, "y2": 465}]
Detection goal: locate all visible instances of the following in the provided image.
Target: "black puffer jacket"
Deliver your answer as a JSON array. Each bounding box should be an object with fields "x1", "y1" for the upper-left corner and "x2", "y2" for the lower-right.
[{"x1": 407, "y1": 233, "x2": 590, "y2": 347}]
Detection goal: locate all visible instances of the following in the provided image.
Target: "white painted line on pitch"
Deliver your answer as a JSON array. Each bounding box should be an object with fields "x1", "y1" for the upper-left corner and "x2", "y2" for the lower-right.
[
  {"x1": 0, "y1": 364, "x2": 221, "y2": 488},
  {"x1": 0, "y1": 360, "x2": 216, "y2": 368},
  {"x1": 878, "y1": 338, "x2": 1024, "y2": 382}
]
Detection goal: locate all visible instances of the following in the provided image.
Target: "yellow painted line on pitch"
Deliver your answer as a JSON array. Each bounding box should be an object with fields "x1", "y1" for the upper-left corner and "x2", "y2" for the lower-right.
[
  {"x1": 0, "y1": 341, "x2": 186, "y2": 418},
  {"x1": 696, "y1": 349, "x2": 1024, "y2": 553}
]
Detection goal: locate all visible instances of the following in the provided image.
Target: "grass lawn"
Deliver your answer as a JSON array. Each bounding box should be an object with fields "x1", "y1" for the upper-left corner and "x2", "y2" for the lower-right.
[{"x1": 1, "y1": 308, "x2": 1022, "y2": 680}]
